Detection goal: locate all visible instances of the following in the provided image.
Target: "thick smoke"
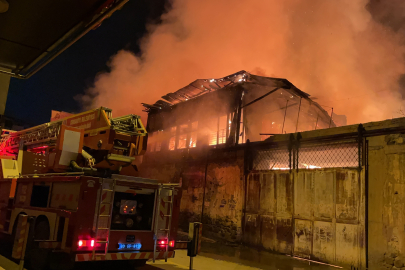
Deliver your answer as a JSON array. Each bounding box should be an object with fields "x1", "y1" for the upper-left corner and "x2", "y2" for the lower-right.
[{"x1": 79, "y1": 0, "x2": 405, "y2": 125}]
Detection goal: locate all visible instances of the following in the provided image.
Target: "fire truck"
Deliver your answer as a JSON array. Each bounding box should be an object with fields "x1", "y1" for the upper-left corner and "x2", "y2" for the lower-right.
[{"x1": 0, "y1": 107, "x2": 181, "y2": 270}]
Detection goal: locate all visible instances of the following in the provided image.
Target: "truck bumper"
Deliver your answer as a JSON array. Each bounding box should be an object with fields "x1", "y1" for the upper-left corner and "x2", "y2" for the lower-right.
[{"x1": 75, "y1": 251, "x2": 175, "y2": 261}]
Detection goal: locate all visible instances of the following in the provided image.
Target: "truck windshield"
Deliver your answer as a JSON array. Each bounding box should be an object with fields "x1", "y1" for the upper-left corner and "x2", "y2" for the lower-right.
[
  {"x1": 120, "y1": 200, "x2": 137, "y2": 215},
  {"x1": 111, "y1": 190, "x2": 155, "y2": 231}
]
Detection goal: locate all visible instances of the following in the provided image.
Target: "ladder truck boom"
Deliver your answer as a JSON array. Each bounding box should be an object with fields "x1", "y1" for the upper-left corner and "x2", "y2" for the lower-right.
[{"x1": 0, "y1": 107, "x2": 147, "y2": 177}]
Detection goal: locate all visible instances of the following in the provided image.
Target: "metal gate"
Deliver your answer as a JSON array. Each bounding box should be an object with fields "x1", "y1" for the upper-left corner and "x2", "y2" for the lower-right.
[
  {"x1": 245, "y1": 139, "x2": 366, "y2": 268},
  {"x1": 244, "y1": 169, "x2": 365, "y2": 268}
]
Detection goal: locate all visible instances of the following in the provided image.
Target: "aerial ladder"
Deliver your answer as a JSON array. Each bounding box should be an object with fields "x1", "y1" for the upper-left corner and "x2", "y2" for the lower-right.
[{"x1": 0, "y1": 107, "x2": 147, "y2": 178}]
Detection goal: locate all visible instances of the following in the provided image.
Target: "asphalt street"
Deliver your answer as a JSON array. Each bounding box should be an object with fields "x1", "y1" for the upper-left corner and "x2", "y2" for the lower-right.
[{"x1": 0, "y1": 243, "x2": 340, "y2": 270}]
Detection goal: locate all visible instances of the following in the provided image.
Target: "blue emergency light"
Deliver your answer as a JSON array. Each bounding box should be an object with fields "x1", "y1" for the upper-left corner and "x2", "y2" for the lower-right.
[{"x1": 118, "y1": 243, "x2": 142, "y2": 250}]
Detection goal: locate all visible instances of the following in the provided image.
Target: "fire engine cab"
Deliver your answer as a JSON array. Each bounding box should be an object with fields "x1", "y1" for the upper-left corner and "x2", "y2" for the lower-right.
[{"x1": 0, "y1": 107, "x2": 181, "y2": 270}]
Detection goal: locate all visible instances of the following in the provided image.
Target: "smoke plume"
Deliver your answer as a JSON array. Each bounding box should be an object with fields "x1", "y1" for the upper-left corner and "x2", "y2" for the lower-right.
[{"x1": 79, "y1": 0, "x2": 405, "y2": 125}]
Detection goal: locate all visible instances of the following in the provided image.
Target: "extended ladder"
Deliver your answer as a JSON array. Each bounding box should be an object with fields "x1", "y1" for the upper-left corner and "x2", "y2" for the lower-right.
[
  {"x1": 0, "y1": 121, "x2": 62, "y2": 152},
  {"x1": 92, "y1": 179, "x2": 116, "y2": 259},
  {"x1": 153, "y1": 185, "x2": 176, "y2": 263}
]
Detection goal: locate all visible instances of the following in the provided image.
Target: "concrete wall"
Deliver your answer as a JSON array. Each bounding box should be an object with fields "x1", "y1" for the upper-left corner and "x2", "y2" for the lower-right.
[
  {"x1": 200, "y1": 160, "x2": 244, "y2": 241},
  {"x1": 139, "y1": 149, "x2": 244, "y2": 242},
  {"x1": 368, "y1": 134, "x2": 405, "y2": 270}
]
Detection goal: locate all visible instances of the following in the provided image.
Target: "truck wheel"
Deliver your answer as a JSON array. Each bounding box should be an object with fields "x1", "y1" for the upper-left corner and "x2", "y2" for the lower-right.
[
  {"x1": 0, "y1": 233, "x2": 12, "y2": 257},
  {"x1": 34, "y1": 218, "x2": 50, "y2": 240},
  {"x1": 25, "y1": 217, "x2": 51, "y2": 270},
  {"x1": 128, "y1": 259, "x2": 147, "y2": 268},
  {"x1": 49, "y1": 252, "x2": 75, "y2": 270},
  {"x1": 26, "y1": 248, "x2": 49, "y2": 270}
]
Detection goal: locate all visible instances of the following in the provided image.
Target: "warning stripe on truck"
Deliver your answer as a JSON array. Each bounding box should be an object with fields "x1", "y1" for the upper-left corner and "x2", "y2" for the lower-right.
[
  {"x1": 11, "y1": 215, "x2": 28, "y2": 259},
  {"x1": 75, "y1": 251, "x2": 174, "y2": 262}
]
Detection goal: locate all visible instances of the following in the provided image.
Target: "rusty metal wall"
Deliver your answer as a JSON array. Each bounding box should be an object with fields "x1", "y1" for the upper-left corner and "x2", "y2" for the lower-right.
[
  {"x1": 244, "y1": 171, "x2": 293, "y2": 253},
  {"x1": 244, "y1": 168, "x2": 365, "y2": 268}
]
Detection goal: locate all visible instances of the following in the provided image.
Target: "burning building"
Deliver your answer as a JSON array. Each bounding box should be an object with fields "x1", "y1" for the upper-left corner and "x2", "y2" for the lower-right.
[
  {"x1": 143, "y1": 70, "x2": 335, "y2": 150},
  {"x1": 140, "y1": 70, "x2": 405, "y2": 270},
  {"x1": 140, "y1": 70, "x2": 337, "y2": 256}
]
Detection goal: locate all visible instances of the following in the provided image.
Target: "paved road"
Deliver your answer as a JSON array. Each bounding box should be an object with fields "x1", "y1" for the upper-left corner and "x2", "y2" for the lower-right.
[
  {"x1": 143, "y1": 249, "x2": 261, "y2": 270},
  {"x1": 0, "y1": 243, "x2": 340, "y2": 270},
  {"x1": 75, "y1": 243, "x2": 339, "y2": 270},
  {"x1": 0, "y1": 251, "x2": 261, "y2": 270}
]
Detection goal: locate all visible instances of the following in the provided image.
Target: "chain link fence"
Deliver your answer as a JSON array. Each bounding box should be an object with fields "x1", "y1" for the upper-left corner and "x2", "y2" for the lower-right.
[
  {"x1": 298, "y1": 141, "x2": 359, "y2": 169},
  {"x1": 253, "y1": 139, "x2": 360, "y2": 171},
  {"x1": 253, "y1": 148, "x2": 290, "y2": 170}
]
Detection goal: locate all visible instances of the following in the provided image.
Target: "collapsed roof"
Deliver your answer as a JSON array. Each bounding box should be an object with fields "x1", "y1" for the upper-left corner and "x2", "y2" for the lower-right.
[{"x1": 142, "y1": 70, "x2": 334, "y2": 127}]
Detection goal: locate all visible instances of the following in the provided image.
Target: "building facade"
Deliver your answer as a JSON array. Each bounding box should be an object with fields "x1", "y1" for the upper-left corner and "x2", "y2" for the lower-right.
[{"x1": 140, "y1": 71, "x2": 403, "y2": 270}]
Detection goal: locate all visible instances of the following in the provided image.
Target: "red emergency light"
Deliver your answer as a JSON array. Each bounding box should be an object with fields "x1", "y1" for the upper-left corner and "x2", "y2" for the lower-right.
[
  {"x1": 158, "y1": 239, "x2": 174, "y2": 247},
  {"x1": 77, "y1": 239, "x2": 95, "y2": 248}
]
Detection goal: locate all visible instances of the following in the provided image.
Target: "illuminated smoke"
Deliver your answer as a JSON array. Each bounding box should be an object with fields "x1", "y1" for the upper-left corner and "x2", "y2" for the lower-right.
[{"x1": 79, "y1": 0, "x2": 405, "y2": 125}]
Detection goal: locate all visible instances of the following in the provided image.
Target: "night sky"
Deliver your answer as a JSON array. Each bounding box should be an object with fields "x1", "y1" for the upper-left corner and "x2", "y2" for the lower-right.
[{"x1": 5, "y1": 0, "x2": 166, "y2": 126}]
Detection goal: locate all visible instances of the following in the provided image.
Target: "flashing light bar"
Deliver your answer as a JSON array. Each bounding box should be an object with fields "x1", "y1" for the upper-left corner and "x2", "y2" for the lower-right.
[{"x1": 118, "y1": 243, "x2": 142, "y2": 250}]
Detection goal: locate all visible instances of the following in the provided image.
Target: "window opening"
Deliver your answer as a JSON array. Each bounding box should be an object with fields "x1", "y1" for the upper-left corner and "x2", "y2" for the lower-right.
[
  {"x1": 111, "y1": 191, "x2": 155, "y2": 231},
  {"x1": 189, "y1": 121, "x2": 198, "y2": 148},
  {"x1": 177, "y1": 124, "x2": 188, "y2": 149},
  {"x1": 30, "y1": 185, "x2": 50, "y2": 208},
  {"x1": 168, "y1": 127, "x2": 176, "y2": 150},
  {"x1": 208, "y1": 117, "x2": 219, "y2": 146},
  {"x1": 218, "y1": 115, "x2": 227, "y2": 144}
]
